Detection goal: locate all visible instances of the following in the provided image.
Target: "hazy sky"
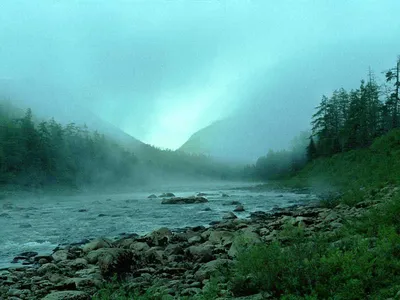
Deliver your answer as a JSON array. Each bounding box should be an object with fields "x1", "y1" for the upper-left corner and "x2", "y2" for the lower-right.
[{"x1": 1, "y1": 1, "x2": 400, "y2": 151}]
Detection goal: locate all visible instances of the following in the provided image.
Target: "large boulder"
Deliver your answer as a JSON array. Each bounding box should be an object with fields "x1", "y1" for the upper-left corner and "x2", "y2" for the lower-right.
[
  {"x1": 52, "y1": 250, "x2": 69, "y2": 262},
  {"x1": 82, "y1": 238, "x2": 112, "y2": 253},
  {"x1": 159, "y1": 193, "x2": 176, "y2": 198},
  {"x1": 222, "y1": 212, "x2": 238, "y2": 220},
  {"x1": 194, "y1": 259, "x2": 234, "y2": 281},
  {"x1": 144, "y1": 247, "x2": 166, "y2": 264},
  {"x1": 161, "y1": 196, "x2": 208, "y2": 204},
  {"x1": 186, "y1": 243, "x2": 214, "y2": 263},
  {"x1": 75, "y1": 266, "x2": 102, "y2": 280},
  {"x1": 130, "y1": 242, "x2": 150, "y2": 253},
  {"x1": 234, "y1": 205, "x2": 245, "y2": 212},
  {"x1": 207, "y1": 230, "x2": 235, "y2": 246},
  {"x1": 148, "y1": 227, "x2": 173, "y2": 246},
  {"x1": 85, "y1": 248, "x2": 134, "y2": 278},
  {"x1": 67, "y1": 258, "x2": 88, "y2": 270},
  {"x1": 115, "y1": 238, "x2": 136, "y2": 249},
  {"x1": 37, "y1": 263, "x2": 61, "y2": 276},
  {"x1": 42, "y1": 291, "x2": 90, "y2": 300},
  {"x1": 228, "y1": 230, "x2": 262, "y2": 258},
  {"x1": 165, "y1": 244, "x2": 185, "y2": 256},
  {"x1": 57, "y1": 277, "x2": 102, "y2": 293},
  {"x1": 188, "y1": 235, "x2": 202, "y2": 244}
]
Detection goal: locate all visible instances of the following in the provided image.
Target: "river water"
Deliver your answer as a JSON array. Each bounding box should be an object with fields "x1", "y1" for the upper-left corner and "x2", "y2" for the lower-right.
[{"x1": 0, "y1": 182, "x2": 315, "y2": 269}]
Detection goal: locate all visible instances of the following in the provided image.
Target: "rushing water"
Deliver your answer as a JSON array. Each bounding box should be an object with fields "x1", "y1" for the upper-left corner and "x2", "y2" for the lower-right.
[{"x1": 0, "y1": 182, "x2": 315, "y2": 269}]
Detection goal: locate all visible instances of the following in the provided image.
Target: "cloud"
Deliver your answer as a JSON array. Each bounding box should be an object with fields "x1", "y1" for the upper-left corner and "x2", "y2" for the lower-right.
[{"x1": 0, "y1": 0, "x2": 399, "y2": 151}]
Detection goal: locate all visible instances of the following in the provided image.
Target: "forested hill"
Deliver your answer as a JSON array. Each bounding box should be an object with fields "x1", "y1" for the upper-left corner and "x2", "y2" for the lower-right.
[
  {"x1": 254, "y1": 56, "x2": 400, "y2": 180},
  {"x1": 0, "y1": 103, "x2": 240, "y2": 190}
]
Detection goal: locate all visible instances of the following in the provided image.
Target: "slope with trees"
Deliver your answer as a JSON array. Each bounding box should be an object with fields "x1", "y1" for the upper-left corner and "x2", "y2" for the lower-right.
[
  {"x1": 255, "y1": 56, "x2": 400, "y2": 181},
  {"x1": 0, "y1": 103, "x2": 240, "y2": 191}
]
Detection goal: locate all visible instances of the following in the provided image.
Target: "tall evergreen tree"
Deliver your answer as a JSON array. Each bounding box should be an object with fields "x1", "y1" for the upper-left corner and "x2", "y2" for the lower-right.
[
  {"x1": 384, "y1": 56, "x2": 400, "y2": 129},
  {"x1": 306, "y1": 137, "x2": 318, "y2": 161}
]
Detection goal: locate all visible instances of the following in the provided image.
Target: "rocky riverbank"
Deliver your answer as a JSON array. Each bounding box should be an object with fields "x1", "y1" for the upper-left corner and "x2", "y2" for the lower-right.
[{"x1": 0, "y1": 188, "x2": 396, "y2": 300}]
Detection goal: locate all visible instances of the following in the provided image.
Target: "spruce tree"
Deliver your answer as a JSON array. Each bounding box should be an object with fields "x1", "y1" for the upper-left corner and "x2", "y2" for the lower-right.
[
  {"x1": 384, "y1": 56, "x2": 400, "y2": 129},
  {"x1": 306, "y1": 137, "x2": 318, "y2": 161}
]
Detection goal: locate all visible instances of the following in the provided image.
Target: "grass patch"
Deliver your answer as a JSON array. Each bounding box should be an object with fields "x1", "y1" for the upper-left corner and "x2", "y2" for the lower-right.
[
  {"x1": 261, "y1": 129, "x2": 400, "y2": 207},
  {"x1": 230, "y1": 195, "x2": 400, "y2": 299},
  {"x1": 93, "y1": 276, "x2": 222, "y2": 300},
  {"x1": 92, "y1": 279, "x2": 172, "y2": 300}
]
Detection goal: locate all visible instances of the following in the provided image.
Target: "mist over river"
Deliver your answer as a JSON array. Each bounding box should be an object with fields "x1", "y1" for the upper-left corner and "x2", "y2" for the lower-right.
[{"x1": 0, "y1": 182, "x2": 315, "y2": 269}]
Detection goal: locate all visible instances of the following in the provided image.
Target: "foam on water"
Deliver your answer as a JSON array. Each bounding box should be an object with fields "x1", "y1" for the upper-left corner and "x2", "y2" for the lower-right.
[
  {"x1": 0, "y1": 183, "x2": 315, "y2": 268},
  {"x1": 0, "y1": 241, "x2": 57, "y2": 269}
]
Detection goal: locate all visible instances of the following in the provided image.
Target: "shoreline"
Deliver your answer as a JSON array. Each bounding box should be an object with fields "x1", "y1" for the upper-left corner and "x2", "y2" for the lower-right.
[
  {"x1": 0, "y1": 181, "x2": 259, "y2": 199},
  {"x1": 0, "y1": 190, "x2": 380, "y2": 300},
  {"x1": 0, "y1": 186, "x2": 313, "y2": 270}
]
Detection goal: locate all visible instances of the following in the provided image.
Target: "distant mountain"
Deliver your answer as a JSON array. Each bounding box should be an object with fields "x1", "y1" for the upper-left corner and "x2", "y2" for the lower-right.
[
  {"x1": 179, "y1": 116, "x2": 296, "y2": 163},
  {"x1": 0, "y1": 80, "x2": 238, "y2": 182},
  {"x1": 178, "y1": 118, "x2": 259, "y2": 163},
  {"x1": 179, "y1": 120, "x2": 226, "y2": 155},
  {"x1": 0, "y1": 79, "x2": 144, "y2": 149}
]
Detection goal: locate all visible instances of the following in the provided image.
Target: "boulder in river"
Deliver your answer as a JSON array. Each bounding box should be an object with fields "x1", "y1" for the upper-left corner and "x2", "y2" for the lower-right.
[
  {"x1": 234, "y1": 205, "x2": 245, "y2": 212},
  {"x1": 159, "y1": 192, "x2": 176, "y2": 198},
  {"x1": 148, "y1": 194, "x2": 158, "y2": 199},
  {"x1": 70, "y1": 239, "x2": 90, "y2": 246},
  {"x1": 197, "y1": 192, "x2": 208, "y2": 196},
  {"x1": 223, "y1": 200, "x2": 242, "y2": 206},
  {"x1": 11, "y1": 256, "x2": 30, "y2": 264},
  {"x1": 222, "y1": 212, "x2": 238, "y2": 220},
  {"x1": 161, "y1": 196, "x2": 208, "y2": 204},
  {"x1": 19, "y1": 251, "x2": 38, "y2": 258}
]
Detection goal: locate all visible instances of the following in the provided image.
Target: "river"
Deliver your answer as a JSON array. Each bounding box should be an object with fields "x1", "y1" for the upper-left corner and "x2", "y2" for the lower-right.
[{"x1": 0, "y1": 182, "x2": 315, "y2": 269}]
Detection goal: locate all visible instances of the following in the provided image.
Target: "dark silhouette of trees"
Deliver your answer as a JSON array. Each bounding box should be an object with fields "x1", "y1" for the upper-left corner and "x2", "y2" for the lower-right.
[
  {"x1": 255, "y1": 56, "x2": 400, "y2": 180},
  {"x1": 0, "y1": 105, "x2": 238, "y2": 189},
  {"x1": 0, "y1": 107, "x2": 139, "y2": 188},
  {"x1": 311, "y1": 57, "x2": 400, "y2": 158},
  {"x1": 384, "y1": 56, "x2": 400, "y2": 129}
]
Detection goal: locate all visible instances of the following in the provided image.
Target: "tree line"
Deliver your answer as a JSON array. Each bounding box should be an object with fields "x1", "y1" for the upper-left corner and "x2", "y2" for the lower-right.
[
  {"x1": 0, "y1": 107, "x2": 139, "y2": 188},
  {"x1": 0, "y1": 104, "x2": 239, "y2": 190},
  {"x1": 255, "y1": 56, "x2": 400, "y2": 180},
  {"x1": 255, "y1": 132, "x2": 309, "y2": 180},
  {"x1": 308, "y1": 56, "x2": 400, "y2": 159}
]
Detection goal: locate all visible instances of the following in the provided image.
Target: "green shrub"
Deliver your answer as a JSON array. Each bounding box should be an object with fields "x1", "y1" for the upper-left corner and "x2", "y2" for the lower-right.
[
  {"x1": 231, "y1": 196, "x2": 400, "y2": 298},
  {"x1": 279, "y1": 130, "x2": 400, "y2": 206},
  {"x1": 93, "y1": 277, "x2": 172, "y2": 300}
]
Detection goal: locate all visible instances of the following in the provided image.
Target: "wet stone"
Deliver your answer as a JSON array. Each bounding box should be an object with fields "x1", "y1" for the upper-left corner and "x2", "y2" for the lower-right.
[{"x1": 19, "y1": 252, "x2": 38, "y2": 258}]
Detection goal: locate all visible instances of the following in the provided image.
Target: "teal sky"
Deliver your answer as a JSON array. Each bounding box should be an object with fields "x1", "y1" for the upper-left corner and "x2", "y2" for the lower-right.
[{"x1": 1, "y1": 1, "x2": 400, "y2": 151}]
